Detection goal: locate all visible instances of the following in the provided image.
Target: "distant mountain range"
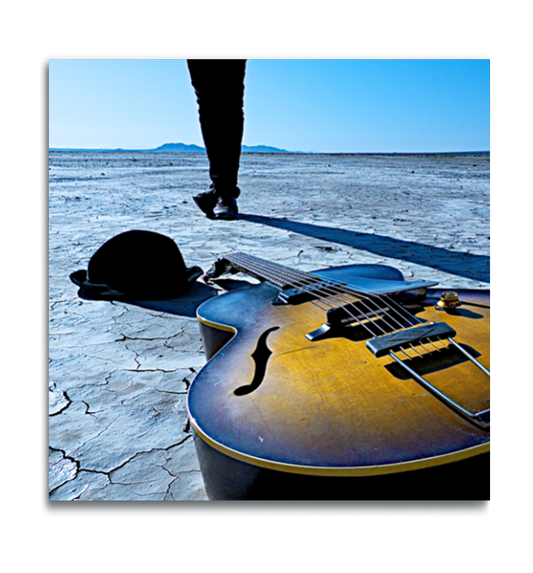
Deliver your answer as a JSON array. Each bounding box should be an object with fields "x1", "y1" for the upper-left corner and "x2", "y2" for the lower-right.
[
  {"x1": 49, "y1": 142, "x2": 295, "y2": 154},
  {"x1": 156, "y1": 142, "x2": 294, "y2": 154}
]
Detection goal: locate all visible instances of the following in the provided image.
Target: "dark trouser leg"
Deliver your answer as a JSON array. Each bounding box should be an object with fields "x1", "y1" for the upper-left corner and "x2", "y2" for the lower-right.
[{"x1": 187, "y1": 60, "x2": 246, "y2": 195}]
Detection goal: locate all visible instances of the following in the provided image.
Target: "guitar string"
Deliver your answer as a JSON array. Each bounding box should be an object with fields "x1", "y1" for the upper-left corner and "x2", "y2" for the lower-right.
[
  {"x1": 274, "y1": 260, "x2": 449, "y2": 357},
  {"x1": 229, "y1": 254, "x2": 454, "y2": 355},
  {"x1": 266, "y1": 265, "x2": 445, "y2": 356},
  {"x1": 225, "y1": 253, "x2": 423, "y2": 361},
  {"x1": 260, "y1": 262, "x2": 440, "y2": 358},
  {"x1": 228, "y1": 252, "x2": 441, "y2": 334},
  {"x1": 226, "y1": 253, "x2": 433, "y2": 359},
  {"x1": 226, "y1": 252, "x2": 423, "y2": 339},
  {"x1": 226, "y1": 253, "x2": 387, "y2": 334}
]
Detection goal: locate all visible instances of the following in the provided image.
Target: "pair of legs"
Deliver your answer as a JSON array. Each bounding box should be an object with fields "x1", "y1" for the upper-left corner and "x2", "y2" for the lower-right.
[{"x1": 187, "y1": 60, "x2": 246, "y2": 220}]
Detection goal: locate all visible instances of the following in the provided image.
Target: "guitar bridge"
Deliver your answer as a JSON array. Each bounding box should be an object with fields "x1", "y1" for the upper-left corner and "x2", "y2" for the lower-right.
[{"x1": 365, "y1": 322, "x2": 457, "y2": 357}]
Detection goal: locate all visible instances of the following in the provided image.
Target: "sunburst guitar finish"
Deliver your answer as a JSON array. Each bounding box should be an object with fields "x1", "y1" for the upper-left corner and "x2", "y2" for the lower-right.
[{"x1": 187, "y1": 254, "x2": 490, "y2": 500}]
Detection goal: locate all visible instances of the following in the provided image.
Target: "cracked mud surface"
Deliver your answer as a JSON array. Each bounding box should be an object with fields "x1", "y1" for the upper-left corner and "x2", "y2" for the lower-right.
[
  {"x1": 48, "y1": 299, "x2": 204, "y2": 500},
  {"x1": 49, "y1": 151, "x2": 489, "y2": 500}
]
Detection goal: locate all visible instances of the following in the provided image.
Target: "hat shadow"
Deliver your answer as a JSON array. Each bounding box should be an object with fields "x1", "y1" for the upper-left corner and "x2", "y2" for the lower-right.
[
  {"x1": 77, "y1": 280, "x2": 218, "y2": 318},
  {"x1": 76, "y1": 278, "x2": 257, "y2": 318}
]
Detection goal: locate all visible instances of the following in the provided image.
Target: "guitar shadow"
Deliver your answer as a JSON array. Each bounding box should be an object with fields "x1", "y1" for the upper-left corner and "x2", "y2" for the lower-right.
[
  {"x1": 239, "y1": 213, "x2": 490, "y2": 283},
  {"x1": 77, "y1": 278, "x2": 256, "y2": 318},
  {"x1": 122, "y1": 282, "x2": 217, "y2": 317}
]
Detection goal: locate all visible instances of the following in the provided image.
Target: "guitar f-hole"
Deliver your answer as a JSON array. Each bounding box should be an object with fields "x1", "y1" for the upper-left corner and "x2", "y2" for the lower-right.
[{"x1": 234, "y1": 327, "x2": 280, "y2": 396}]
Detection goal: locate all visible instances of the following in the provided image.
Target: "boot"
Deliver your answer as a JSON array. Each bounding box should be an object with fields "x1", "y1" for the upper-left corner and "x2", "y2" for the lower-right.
[{"x1": 193, "y1": 184, "x2": 240, "y2": 219}]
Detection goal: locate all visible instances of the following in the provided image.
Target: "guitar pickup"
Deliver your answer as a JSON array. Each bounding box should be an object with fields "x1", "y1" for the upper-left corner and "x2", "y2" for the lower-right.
[
  {"x1": 305, "y1": 301, "x2": 390, "y2": 341},
  {"x1": 366, "y1": 322, "x2": 457, "y2": 357}
]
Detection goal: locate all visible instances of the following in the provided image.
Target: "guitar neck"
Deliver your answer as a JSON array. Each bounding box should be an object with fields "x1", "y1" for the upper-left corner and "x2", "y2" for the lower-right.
[{"x1": 225, "y1": 252, "x2": 317, "y2": 289}]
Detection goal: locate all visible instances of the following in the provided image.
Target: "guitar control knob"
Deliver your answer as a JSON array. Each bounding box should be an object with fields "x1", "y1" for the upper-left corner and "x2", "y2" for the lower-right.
[{"x1": 436, "y1": 291, "x2": 461, "y2": 312}]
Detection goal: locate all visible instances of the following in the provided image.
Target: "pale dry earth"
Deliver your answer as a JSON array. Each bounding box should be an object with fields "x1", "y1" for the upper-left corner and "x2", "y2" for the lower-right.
[{"x1": 49, "y1": 151, "x2": 490, "y2": 500}]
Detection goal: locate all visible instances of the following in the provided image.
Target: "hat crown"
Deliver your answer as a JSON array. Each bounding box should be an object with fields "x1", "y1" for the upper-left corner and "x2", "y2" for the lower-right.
[{"x1": 86, "y1": 230, "x2": 189, "y2": 298}]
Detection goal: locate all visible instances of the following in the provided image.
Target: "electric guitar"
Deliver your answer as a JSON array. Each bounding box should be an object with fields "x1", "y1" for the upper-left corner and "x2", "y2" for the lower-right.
[{"x1": 187, "y1": 253, "x2": 490, "y2": 500}]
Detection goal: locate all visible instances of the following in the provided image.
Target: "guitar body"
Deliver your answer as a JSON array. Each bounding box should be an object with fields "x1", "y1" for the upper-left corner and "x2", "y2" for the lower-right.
[{"x1": 188, "y1": 263, "x2": 490, "y2": 500}]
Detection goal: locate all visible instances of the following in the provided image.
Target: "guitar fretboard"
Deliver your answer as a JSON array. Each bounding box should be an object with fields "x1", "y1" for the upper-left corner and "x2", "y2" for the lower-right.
[{"x1": 225, "y1": 252, "x2": 320, "y2": 289}]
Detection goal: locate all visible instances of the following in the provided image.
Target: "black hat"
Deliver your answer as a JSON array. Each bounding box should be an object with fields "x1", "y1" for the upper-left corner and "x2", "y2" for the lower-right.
[{"x1": 70, "y1": 230, "x2": 203, "y2": 300}]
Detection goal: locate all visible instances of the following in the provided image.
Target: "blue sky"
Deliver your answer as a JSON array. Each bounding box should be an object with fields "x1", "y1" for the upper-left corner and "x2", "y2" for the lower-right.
[{"x1": 49, "y1": 59, "x2": 489, "y2": 153}]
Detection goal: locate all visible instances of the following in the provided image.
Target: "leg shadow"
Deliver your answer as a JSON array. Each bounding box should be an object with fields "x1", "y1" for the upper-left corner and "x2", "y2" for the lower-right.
[{"x1": 239, "y1": 213, "x2": 490, "y2": 283}]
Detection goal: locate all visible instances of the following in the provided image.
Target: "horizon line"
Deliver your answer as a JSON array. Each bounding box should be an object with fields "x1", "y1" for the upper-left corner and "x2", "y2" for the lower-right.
[{"x1": 49, "y1": 147, "x2": 490, "y2": 155}]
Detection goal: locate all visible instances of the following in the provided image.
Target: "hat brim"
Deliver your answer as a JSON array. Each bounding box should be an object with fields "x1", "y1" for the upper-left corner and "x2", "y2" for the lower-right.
[{"x1": 70, "y1": 266, "x2": 203, "y2": 301}]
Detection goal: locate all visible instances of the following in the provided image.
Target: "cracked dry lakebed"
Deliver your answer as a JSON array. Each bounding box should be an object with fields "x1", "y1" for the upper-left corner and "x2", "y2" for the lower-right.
[{"x1": 49, "y1": 151, "x2": 490, "y2": 500}]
